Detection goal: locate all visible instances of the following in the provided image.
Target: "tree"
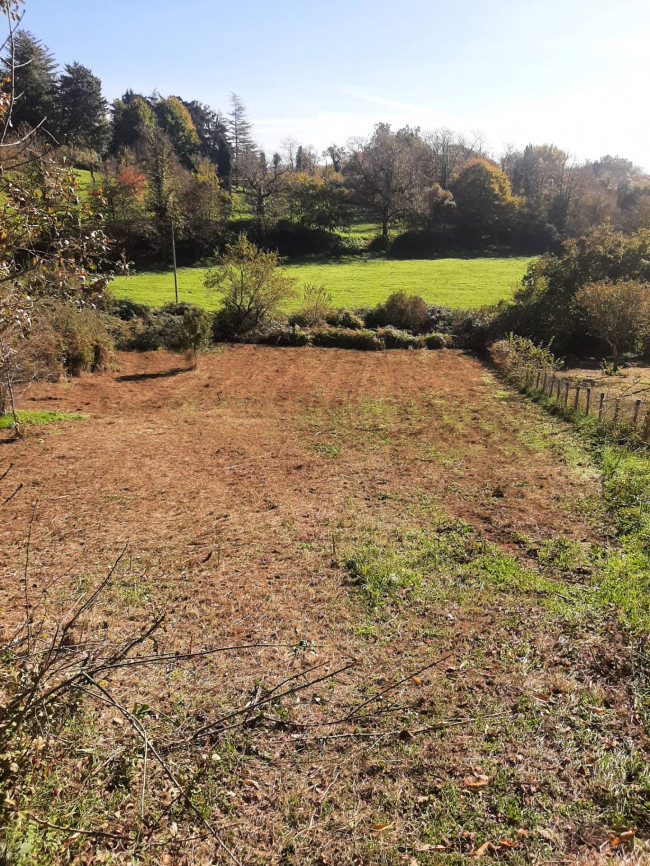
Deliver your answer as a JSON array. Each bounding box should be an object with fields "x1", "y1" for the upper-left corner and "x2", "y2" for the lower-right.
[
  {"x1": 142, "y1": 127, "x2": 184, "y2": 254},
  {"x1": 574, "y1": 280, "x2": 650, "y2": 371},
  {"x1": 283, "y1": 174, "x2": 347, "y2": 231},
  {"x1": 110, "y1": 91, "x2": 155, "y2": 153},
  {"x1": 239, "y1": 149, "x2": 289, "y2": 237},
  {"x1": 2, "y1": 30, "x2": 56, "y2": 132},
  {"x1": 451, "y1": 157, "x2": 518, "y2": 241},
  {"x1": 182, "y1": 99, "x2": 231, "y2": 180},
  {"x1": 178, "y1": 157, "x2": 230, "y2": 257},
  {"x1": 58, "y1": 61, "x2": 109, "y2": 150},
  {"x1": 1, "y1": 1, "x2": 123, "y2": 433},
  {"x1": 344, "y1": 124, "x2": 426, "y2": 239},
  {"x1": 154, "y1": 96, "x2": 199, "y2": 169},
  {"x1": 227, "y1": 93, "x2": 255, "y2": 187},
  {"x1": 179, "y1": 306, "x2": 212, "y2": 366},
  {"x1": 205, "y1": 235, "x2": 295, "y2": 336}
]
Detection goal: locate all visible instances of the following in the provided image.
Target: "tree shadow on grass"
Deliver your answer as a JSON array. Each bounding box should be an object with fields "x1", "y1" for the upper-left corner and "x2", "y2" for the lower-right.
[{"x1": 115, "y1": 367, "x2": 192, "y2": 383}]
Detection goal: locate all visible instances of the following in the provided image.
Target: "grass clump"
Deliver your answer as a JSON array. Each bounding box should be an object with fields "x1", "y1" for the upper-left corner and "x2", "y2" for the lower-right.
[{"x1": 0, "y1": 410, "x2": 84, "y2": 429}]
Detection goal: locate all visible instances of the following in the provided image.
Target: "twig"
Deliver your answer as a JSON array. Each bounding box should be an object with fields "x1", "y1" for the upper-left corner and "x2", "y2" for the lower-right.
[
  {"x1": 0, "y1": 461, "x2": 13, "y2": 485},
  {"x1": 22, "y1": 496, "x2": 38, "y2": 653},
  {"x1": 2, "y1": 482, "x2": 22, "y2": 504},
  {"x1": 83, "y1": 675, "x2": 243, "y2": 866},
  {"x1": 22, "y1": 812, "x2": 130, "y2": 842}
]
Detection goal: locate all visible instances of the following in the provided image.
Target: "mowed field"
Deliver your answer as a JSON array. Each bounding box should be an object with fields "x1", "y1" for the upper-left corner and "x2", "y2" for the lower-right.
[
  {"x1": 2, "y1": 346, "x2": 649, "y2": 863},
  {"x1": 112, "y1": 256, "x2": 532, "y2": 310}
]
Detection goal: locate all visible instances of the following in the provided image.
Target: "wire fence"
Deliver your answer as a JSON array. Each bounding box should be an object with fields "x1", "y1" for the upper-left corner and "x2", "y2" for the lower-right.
[{"x1": 500, "y1": 353, "x2": 650, "y2": 442}]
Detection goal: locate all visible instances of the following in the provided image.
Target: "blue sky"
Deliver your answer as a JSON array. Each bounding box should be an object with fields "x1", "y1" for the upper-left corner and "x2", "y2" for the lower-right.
[{"x1": 19, "y1": 0, "x2": 650, "y2": 169}]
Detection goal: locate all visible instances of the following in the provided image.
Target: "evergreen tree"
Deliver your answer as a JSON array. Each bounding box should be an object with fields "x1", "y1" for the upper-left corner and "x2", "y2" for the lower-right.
[
  {"x1": 182, "y1": 99, "x2": 232, "y2": 182},
  {"x1": 2, "y1": 30, "x2": 57, "y2": 131},
  {"x1": 227, "y1": 93, "x2": 255, "y2": 187},
  {"x1": 58, "y1": 62, "x2": 109, "y2": 151}
]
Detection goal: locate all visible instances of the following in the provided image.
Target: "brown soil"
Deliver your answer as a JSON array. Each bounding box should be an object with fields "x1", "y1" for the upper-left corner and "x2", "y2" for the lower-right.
[{"x1": 1, "y1": 347, "x2": 645, "y2": 865}]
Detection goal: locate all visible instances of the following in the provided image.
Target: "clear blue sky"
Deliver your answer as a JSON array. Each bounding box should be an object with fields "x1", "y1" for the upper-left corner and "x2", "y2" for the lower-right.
[{"x1": 19, "y1": 0, "x2": 650, "y2": 169}]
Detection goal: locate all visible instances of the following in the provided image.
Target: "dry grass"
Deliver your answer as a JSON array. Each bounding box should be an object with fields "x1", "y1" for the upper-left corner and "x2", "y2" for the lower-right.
[{"x1": 1, "y1": 347, "x2": 648, "y2": 864}]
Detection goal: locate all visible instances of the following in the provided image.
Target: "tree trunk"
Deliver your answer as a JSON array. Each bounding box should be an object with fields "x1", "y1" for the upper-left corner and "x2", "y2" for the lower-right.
[
  {"x1": 611, "y1": 342, "x2": 619, "y2": 372},
  {"x1": 382, "y1": 205, "x2": 389, "y2": 240}
]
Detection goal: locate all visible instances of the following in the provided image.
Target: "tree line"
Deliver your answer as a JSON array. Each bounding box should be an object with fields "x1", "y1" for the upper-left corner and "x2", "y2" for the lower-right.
[{"x1": 3, "y1": 30, "x2": 650, "y2": 268}]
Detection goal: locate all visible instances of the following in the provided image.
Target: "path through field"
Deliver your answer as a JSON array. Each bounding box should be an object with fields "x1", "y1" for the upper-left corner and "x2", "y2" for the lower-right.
[{"x1": 2, "y1": 347, "x2": 648, "y2": 864}]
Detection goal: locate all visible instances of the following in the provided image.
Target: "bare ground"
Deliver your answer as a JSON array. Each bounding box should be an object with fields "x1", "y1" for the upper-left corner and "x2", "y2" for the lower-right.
[{"x1": 1, "y1": 347, "x2": 648, "y2": 865}]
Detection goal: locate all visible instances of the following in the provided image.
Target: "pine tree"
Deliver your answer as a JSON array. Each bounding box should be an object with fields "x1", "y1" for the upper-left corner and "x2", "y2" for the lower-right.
[
  {"x1": 227, "y1": 93, "x2": 255, "y2": 188},
  {"x1": 2, "y1": 30, "x2": 57, "y2": 131},
  {"x1": 58, "y1": 62, "x2": 109, "y2": 151}
]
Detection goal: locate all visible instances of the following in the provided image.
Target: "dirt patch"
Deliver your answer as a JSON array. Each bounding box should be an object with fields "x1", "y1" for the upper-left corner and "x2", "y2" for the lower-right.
[{"x1": 2, "y1": 347, "x2": 645, "y2": 865}]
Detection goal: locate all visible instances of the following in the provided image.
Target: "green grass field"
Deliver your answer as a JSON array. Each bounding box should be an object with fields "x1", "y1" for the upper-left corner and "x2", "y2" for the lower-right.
[{"x1": 112, "y1": 256, "x2": 532, "y2": 311}]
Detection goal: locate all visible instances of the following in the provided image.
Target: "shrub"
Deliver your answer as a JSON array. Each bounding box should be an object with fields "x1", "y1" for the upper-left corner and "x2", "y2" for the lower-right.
[
  {"x1": 179, "y1": 306, "x2": 213, "y2": 365},
  {"x1": 204, "y1": 235, "x2": 296, "y2": 336},
  {"x1": 325, "y1": 309, "x2": 365, "y2": 330},
  {"x1": 290, "y1": 283, "x2": 332, "y2": 327},
  {"x1": 247, "y1": 324, "x2": 310, "y2": 346},
  {"x1": 376, "y1": 326, "x2": 424, "y2": 349},
  {"x1": 422, "y1": 332, "x2": 447, "y2": 349},
  {"x1": 25, "y1": 305, "x2": 115, "y2": 380},
  {"x1": 370, "y1": 292, "x2": 430, "y2": 334},
  {"x1": 311, "y1": 326, "x2": 384, "y2": 351}
]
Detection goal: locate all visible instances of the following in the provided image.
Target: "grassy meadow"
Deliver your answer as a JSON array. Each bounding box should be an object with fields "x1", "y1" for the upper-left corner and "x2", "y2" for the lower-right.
[{"x1": 112, "y1": 256, "x2": 532, "y2": 311}]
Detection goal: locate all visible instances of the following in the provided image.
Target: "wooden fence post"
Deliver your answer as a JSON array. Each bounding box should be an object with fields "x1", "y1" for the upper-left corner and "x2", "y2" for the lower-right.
[
  {"x1": 550, "y1": 374, "x2": 556, "y2": 397},
  {"x1": 542, "y1": 372, "x2": 548, "y2": 394},
  {"x1": 598, "y1": 393, "x2": 605, "y2": 421},
  {"x1": 574, "y1": 386, "x2": 580, "y2": 412},
  {"x1": 564, "y1": 381, "x2": 570, "y2": 406},
  {"x1": 535, "y1": 370, "x2": 541, "y2": 390},
  {"x1": 556, "y1": 378, "x2": 562, "y2": 400},
  {"x1": 585, "y1": 387, "x2": 591, "y2": 415},
  {"x1": 633, "y1": 399, "x2": 642, "y2": 427}
]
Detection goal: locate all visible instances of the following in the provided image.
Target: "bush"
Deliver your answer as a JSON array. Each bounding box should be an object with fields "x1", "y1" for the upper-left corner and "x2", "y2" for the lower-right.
[
  {"x1": 367, "y1": 292, "x2": 430, "y2": 334},
  {"x1": 376, "y1": 326, "x2": 424, "y2": 349},
  {"x1": 311, "y1": 326, "x2": 384, "y2": 351},
  {"x1": 422, "y1": 332, "x2": 447, "y2": 349},
  {"x1": 246, "y1": 324, "x2": 310, "y2": 346},
  {"x1": 25, "y1": 305, "x2": 115, "y2": 379},
  {"x1": 179, "y1": 306, "x2": 213, "y2": 364},
  {"x1": 289, "y1": 283, "x2": 332, "y2": 327},
  {"x1": 325, "y1": 309, "x2": 365, "y2": 330}
]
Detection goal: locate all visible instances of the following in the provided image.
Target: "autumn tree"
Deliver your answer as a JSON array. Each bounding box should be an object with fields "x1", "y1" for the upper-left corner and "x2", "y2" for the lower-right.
[
  {"x1": 451, "y1": 158, "x2": 518, "y2": 241},
  {"x1": 574, "y1": 280, "x2": 650, "y2": 371},
  {"x1": 58, "y1": 61, "x2": 109, "y2": 150},
  {"x1": 283, "y1": 174, "x2": 347, "y2": 231},
  {"x1": 154, "y1": 96, "x2": 199, "y2": 169},
  {"x1": 239, "y1": 149, "x2": 289, "y2": 237},
  {"x1": 205, "y1": 235, "x2": 295, "y2": 336}
]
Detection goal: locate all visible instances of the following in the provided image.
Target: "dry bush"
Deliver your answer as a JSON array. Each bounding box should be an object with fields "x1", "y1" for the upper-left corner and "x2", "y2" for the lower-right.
[{"x1": 22, "y1": 304, "x2": 116, "y2": 381}]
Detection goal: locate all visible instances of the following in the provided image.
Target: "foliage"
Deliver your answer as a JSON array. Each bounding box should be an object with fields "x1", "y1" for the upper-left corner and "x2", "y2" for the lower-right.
[
  {"x1": 290, "y1": 283, "x2": 332, "y2": 327},
  {"x1": 372, "y1": 290, "x2": 430, "y2": 333},
  {"x1": 179, "y1": 305, "x2": 212, "y2": 363},
  {"x1": 205, "y1": 235, "x2": 296, "y2": 336},
  {"x1": 1, "y1": 29, "x2": 56, "y2": 131},
  {"x1": 58, "y1": 61, "x2": 109, "y2": 151},
  {"x1": 506, "y1": 226, "x2": 650, "y2": 351},
  {"x1": 23, "y1": 304, "x2": 115, "y2": 379},
  {"x1": 311, "y1": 326, "x2": 383, "y2": 350},
  {"x1": 325, "y1": 309, "x2": 365, "y2": 330},
  {"x1": 574, "y1": 280, "x2": 650, "y2": 370},
  {"x1": 154, "y1": 96, "x2": 199, "y2": 169},
  {"x1": 451, "y1": 158, "x2": 519, "y2": 242}
]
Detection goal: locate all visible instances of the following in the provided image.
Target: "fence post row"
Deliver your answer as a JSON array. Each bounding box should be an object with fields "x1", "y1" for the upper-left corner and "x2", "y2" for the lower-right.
[{"x1": 506, "y1": 355, "x2": 650, "y2": 443}]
